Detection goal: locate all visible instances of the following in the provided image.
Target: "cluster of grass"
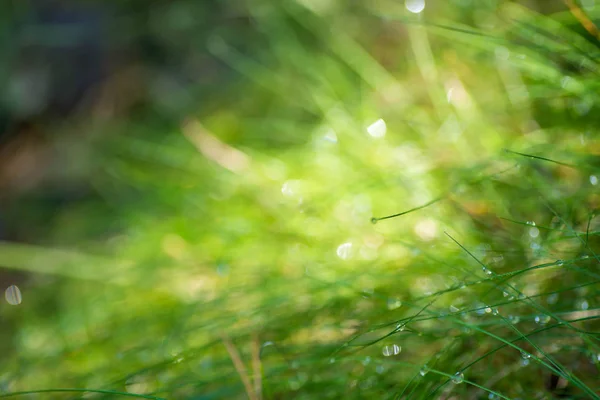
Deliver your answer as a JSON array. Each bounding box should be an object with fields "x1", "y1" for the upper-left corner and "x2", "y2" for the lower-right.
[{"x1": 0, "y1": 0, "x2": 599, "y2": 399}]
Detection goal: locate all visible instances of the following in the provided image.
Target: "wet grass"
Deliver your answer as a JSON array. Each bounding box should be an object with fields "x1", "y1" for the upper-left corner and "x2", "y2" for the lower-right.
[{"x1": 0, "y1": 0, "x2": 599, "y2": 399}]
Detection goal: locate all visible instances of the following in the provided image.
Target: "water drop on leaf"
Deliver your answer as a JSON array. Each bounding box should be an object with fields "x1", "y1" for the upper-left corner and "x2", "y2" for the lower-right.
[{"x1": 451, "y1": 372, "x2": 464, "y2": 384}]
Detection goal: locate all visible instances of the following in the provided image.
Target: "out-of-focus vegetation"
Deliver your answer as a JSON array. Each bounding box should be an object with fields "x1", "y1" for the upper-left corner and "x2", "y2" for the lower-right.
[{"x1": 0, "y1": 0, "x2": 599, "y2": 398}]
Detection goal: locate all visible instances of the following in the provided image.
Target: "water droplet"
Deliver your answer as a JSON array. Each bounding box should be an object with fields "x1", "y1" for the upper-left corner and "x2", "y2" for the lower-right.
[
  {"x1": 520, "y1": 358, "x2": 530, "y2": 367},
  {"x1": 362, "y1": 356, "x2": 371, "y2": 366},
  {"x1": 387, "y1": 298, "x2": 402, "y2": 310},
  {"x1": 590, "y1": 354, "x2": 600, "y2": 364},
  {"x1": 5, "y1": 285, "x2": 22, "y2": 305},
  {"x1": 482, "y1": 267, "x2": 493, "y2": 276},
  {"x1": 336, "y1": 242, "x2": 353, "y2": 260},
  {"x1": 376, "y1": 365, "x2": 385, "y2": 374},
  {"x1": 281, "y1": 180, "x2": 298, "y2": 197},
  {"x1": 370, "y1": 217, "x2": 378, "y2": 224},
  {"x1": 485, "y1": 307, "x2": 492, "y2": 314},
  {"x1": 503, "y1": 291, "x2": 515, "y2": 300},
  {"x1": 556, "y1": 260, "x2": 564, "y2": 266},
  {"x1": 590, "y1": 175, "x2": 598, "y2": 185},
  {"x1": 396, "y1": 323, "x2": 406, "y2": 332},
  {"x1": 323, "y1": 130, "x2": 338, "y2": 143},
  {"x1": 367, "y1": 118, "x2": 387, "y2": 138},
  {"x1": 578, "y1": 299, "x2": 589, "y2": 311},
  {"x1": 451, "y1": 372, "x2": 464, "y2": 384},
  {"x1": 382, "y1": 344, "x2": 401, "y2": 357},
  {"x1": 414, "y1": 219, "x2": 438, "y2": 241},
  {"x1": 528, "y1": 227, "x2": 540, "y2": 238},
  {"x1": 517, "y1": 293, "x2": 527, "y2": 300},
  {"x1": 449, "y1": 305, "x2": 459, "y2": 313},
  {"x1": 508, "y1": 315, "x2": 520, "y2": 324},
  {"x1": 420, "y1": 365, "x2": 430, "y2": 376},
  {"x1": 534, "y1": 315, "x2": 551, "y2": 325},
  {"x1": 405, "y1": 0, "x2": 425, "y2": 14},
  {"x1": 520, "y1": 351, "x2": 531, "y2": 360},
  {"x1": 547, "y1": 293, "x2": 559, "y2": 304},
  {"x1": 492, "y1": 308, "x2": 499, "y2": 316},
  {"x1": 526, "y1": 221, "x2": 536, "y2": 226},
  {"x1": 329, "y1": 358, "x2": 336, "y2": 364},
  {"x1": 475, "y1": 303, "x2": 486, "y2": 315}
]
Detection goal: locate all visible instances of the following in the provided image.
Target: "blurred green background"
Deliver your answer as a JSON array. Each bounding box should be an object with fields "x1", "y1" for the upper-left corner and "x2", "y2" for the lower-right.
[{"x1": 0, "y1": 0, "x2": 599, "y2": 398}]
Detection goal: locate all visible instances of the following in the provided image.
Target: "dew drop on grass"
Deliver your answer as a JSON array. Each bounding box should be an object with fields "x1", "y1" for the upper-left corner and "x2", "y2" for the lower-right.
[
  {"x1": 387, "y1": 298, "x2": 402, "y2": 310},
  {"x1": 526, "y1": 221, "x2": 536, "y2": 226},
  {"x1": 5, "y1": 285, "x2": 22, "y2": 305},
  {"x1": 370, "y1": 217, "x2": 378, "y2": 224},
  {"x1": 376, "y1": 365, "x2": 385, "y2": 374},
  {"x1": 578, "y1": 299, "x2": 589, "y2": 310},
  {"x1": 362, "y1": 356, "x2": 371, "y2": 366},
  {"x1": 508, "y1": 315, "x2": 520, "y2": 324},
  {"x1": 535, "y1": 315, "x2": 551, "y2": 325},
  {"x1": 482, "y1": 267, "x2": 493, "y2": 276},
  {"x1": 396, "y1": 323, "x2": 406, "y2": 332},
  {"x1": 556, "y1": 260, "x2": 564, "y2": 266},
  {"x1": 485, "y1": 307, "x2": 492, "y2": 314},
  {"x1": 590, "y1": 175, "x2": 598, "y2": 185},
  {"x1": 420, "y1": 365, "x2": 430, "y2": 376},
  {"x1": 520, "y1": 351, "x2": 531, "y2": 360},
  {"x1": 323, "y1": 130, "x2": 338, "y2": 143},
  {"x1": 449, "y1": 305, "x2": 459, "y2": 313},
  {"x1": 382, "y1": 344, "x2": 401, "y2": 357},
  {"x1": 367, "y1": 119, "x2": 386, "y2": 138},
  {"x1": 503, "y1": 291, "x2": 515, "y2": 300},
  {"x1": 336, "y1": 242, "x2": 353, "y2": 260},
  {"x1": 405, "y1": 0, "x2": 425, "y2": 14},
  {"x1": 528, "y1": 227, "x2": 540, "y2": 238},
  {"x1": 492, "y1": 308, "x2": 499, "y2": 316},
  {"x1": 329, "y1": 358, "x2": 336, "y2": 364},
  {"x1": 451, "y1": 372, "x2": 464, "y2": 384}
]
